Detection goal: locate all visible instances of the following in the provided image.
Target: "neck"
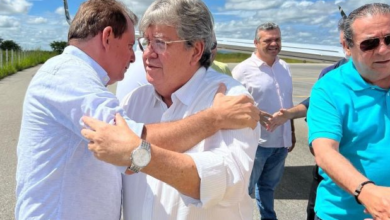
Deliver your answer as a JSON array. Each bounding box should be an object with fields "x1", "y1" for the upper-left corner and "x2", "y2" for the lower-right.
[{"x1": 255, "y1": 52, "x2": 275, "y2": 66}]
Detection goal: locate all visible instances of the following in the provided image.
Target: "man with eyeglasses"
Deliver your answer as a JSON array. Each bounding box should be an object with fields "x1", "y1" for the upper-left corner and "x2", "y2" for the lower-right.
[
  {"x1": 15, "y1": 0, "x2": 260, "y2": 219},
  {"x1": 307, "y1": 3, "x2": 390, "y2": 220},
  {"x1": 81, "y1": 0, "x2": 260, "y2": 219},
  {"x1": 232, "y1": 22, "x2": 295, "y2": 220}
]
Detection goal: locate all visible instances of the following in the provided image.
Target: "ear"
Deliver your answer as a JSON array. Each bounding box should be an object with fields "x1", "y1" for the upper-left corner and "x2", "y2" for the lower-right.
[
  {"x1": 101, "y1": 26, "x2": 113, "y2": 51},
  {"x1": 189, "y1": 40, "x2": 204, "y2": 66},
  {"x1": 343, "y1": 41, "x2": 352, "y2": 57}
]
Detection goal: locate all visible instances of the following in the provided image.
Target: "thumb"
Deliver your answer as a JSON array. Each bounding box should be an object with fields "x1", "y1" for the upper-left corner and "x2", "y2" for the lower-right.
[
  {"x1": 115, "y1": 113, "x2": 127, "y2": 127},
  {"x1": 215, "y1": 83, "x2": 227, "y2": 98}
]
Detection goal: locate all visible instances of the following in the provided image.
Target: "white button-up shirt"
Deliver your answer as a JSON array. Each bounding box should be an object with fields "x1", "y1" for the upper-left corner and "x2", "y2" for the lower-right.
[
  {"x1": 232, "y1": 53, "x2": 293, "y2": 148},
  {"x1": 16, "y1": 46, "x2": 144, "y2": 220},
  {"x1": 121, "y1": 67, "x2": 260, "y2": 220}
]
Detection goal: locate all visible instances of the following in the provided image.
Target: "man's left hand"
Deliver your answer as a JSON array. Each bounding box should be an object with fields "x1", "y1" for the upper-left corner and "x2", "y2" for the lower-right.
[
  {"x1": 288, "y1": 131, "x2": 296, "y2": 152},
  {"x1": 81, "y1": 113, "x2": 141, "y2": 166}
]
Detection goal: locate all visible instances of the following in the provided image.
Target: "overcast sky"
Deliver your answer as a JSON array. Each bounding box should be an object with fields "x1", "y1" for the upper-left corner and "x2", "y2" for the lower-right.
[{"x1": 0, "y1": 0, "x2": 388, "y2": 51}]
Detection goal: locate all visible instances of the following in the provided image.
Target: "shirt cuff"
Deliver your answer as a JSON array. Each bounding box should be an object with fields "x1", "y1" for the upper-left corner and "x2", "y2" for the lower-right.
[
  {"x1": 184, "y1": 151, "x2": 226, "y2": 208},
  {"x1": 117, "y1": 121, "x2": 145, "y2": 174}
]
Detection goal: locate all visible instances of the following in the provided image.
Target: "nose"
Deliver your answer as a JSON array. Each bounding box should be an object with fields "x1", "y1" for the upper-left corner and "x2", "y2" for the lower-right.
[
  {"x1": 143, "y1": 45, "x2": 158, "y2": 59},
  {"x1": 377, "y1": 39, "x2": 390, "y2": 55},
  {"x1": 129, "y1": 50, "x2": 135, "y2": 63}
]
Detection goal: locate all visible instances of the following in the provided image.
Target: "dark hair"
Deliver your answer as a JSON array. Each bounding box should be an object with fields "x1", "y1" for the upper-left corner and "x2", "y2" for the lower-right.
[
  {"x1": 344, "y1": 3, "x2": 390, "y2": 48},
  {"x1": 68, "y1": 0, "x2": 138, "y2": 41}
]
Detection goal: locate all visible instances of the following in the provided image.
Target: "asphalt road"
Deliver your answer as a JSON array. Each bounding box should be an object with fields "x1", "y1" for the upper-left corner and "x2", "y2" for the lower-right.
[{"x1": 0, "y1": 63, "x2": 330, "y2": 220}]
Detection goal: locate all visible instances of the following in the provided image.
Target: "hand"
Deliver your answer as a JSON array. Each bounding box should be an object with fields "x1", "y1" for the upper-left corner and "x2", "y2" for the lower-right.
[
  {"x1": 289, "y1": 131, "x2": 296, "y2": 152},
  {"x1": 81, "y1": 113, "x2": 141, "y2": 166},
  {"x1": 267, "y1": 108, "x2": 291, "y2": 132},
  {"x1": 359, "y1": 184, "x2": 390, "y2": 220},
  {"x1": 212, "y1": 83, "x2": 260, "y2": 129},
  {"x1": 259, "y1": 110, "x2": 273, "y2": 129}
]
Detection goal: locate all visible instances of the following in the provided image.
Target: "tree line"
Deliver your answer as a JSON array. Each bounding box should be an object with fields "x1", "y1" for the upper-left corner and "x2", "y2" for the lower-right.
[
  {"x1": 0, "y1": 37, "x2": 22, "y2": 51},
  {"x1": 0, "y1": 37, "x2": 68, "y2": 54}
]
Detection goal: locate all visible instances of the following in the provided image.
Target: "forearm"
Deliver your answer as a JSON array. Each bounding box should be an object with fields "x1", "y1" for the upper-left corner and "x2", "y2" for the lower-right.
[
  {"x1": 313, "y1": 138, "x2": 368, "y2": 195},
  {"x1": 142, "y1": 145, "x2": 200, "y2": 199},
  {"x1": 143, "y1": 109, "x2": 219, "y2": 153},
  {"x1": 287, "y1": 104, "x2": 307, "y2": 119}
]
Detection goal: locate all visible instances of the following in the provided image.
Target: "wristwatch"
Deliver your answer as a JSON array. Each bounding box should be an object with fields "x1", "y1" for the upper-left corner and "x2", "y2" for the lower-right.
[{"x1": 128, "y1": 140, "x2": 151, "y2": 173}]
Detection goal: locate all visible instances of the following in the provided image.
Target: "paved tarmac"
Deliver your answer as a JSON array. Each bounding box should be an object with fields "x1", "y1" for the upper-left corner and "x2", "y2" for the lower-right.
[{"x1": 0, "y1": 63, "x2": 330, "y2": 220}]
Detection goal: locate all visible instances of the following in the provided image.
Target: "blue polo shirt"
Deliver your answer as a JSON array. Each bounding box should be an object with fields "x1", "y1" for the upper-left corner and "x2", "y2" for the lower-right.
[{"x1": 308, "y1": 59, "x2": 390, "y2": 220}]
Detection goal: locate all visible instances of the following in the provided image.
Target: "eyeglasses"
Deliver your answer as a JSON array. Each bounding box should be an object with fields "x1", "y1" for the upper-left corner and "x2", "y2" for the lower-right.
[
  {"x1": 359, "y1": 35, "x2": 390, "y2": 52},
  {"x1": 211, "y1": 42, "x2": 217, "y2": 50},
  {"x1": 138, "y1": 37, "x2": 189, "y2": 54}
]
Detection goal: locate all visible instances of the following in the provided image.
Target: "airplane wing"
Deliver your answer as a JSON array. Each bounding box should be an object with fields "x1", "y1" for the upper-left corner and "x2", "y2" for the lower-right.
[
  {"x1": 217, "y1": 37, "x2": 344, "y2": 63},
  {"x1": 64, "y1": 0, "x2": 344, "y2": 63}
]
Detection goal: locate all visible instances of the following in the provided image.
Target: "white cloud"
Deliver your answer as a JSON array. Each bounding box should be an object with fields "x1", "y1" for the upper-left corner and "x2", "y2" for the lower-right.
[
  {"x1": 225, "y1": 1, "x2": 284, "y2": 10},
  {"x1": 298, "y1": 32, "x2": 311, "y2": 37},
  {"x1": 0, "y1": 15, "x2": 20, "y2": 28},
  {"x1": 55, "y1": 7, "x2": 65, "y2": 15},
  {"x1": 0, "y1": 0, "x2": 32, "y2": 15},
  {"x1": 27, "y1": 17, "x2": 47, "y2": 24}
]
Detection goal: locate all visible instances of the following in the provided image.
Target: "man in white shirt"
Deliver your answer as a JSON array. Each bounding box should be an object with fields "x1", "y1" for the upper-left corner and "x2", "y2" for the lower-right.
[
  {"x1": 116, "y1": 47, "x2": 148, "y2": 101},
  {"x1": 81, "y1": 0, "x2": 260, "y2": 219},
  {"x1": 15, "y1": 0, "x2": 259, "y2": 219},
  {"x1": 232, "y1": 22, "x2": 295, "y2": 220}
]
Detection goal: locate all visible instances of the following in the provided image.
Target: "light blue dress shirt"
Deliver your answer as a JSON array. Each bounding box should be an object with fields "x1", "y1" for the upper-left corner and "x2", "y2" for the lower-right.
[
  {"x1": 308, "y1": 59, "x2": 390, "y2": 220},
  {"x1": 16, "y1": 46, "x2": 143, "y2": 220}
]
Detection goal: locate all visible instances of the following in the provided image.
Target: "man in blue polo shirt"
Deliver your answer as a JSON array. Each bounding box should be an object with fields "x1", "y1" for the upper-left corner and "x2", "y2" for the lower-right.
[{"x1": 308, "y1": 3, "x2": 390, "y2": 220}]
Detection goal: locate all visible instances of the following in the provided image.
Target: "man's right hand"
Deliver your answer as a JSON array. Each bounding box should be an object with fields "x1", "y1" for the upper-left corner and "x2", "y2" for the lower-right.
[
  {"x1": 267, "y1": 108, "x2": 291, "y2": 132},
  {"x1": 212, "y1": 84, "x2": 259, "y2": 129},
  {"x1": 359, "y1": 184, "x2": 390, "y2": 220}
]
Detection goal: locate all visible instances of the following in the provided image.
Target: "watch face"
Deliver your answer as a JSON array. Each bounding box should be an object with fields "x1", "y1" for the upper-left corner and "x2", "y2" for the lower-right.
[{"x1": 133, "y1": 148, "x2": 151, "y2": 167}]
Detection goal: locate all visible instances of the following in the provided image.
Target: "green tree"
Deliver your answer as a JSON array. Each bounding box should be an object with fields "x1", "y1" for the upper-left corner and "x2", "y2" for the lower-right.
[
  {"x1": 50, "y1": 41, "x2": 68, "y2": 54},
  {"x1": 0, "y1": 40, "x2": 21, "y2": 51},
  {"x1": 0, "y1": 37, "x2": 3, "y2": 45}
]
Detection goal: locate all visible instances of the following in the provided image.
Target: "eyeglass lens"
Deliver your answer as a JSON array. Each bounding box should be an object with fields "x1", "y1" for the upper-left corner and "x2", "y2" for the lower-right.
[{"x1": 359, "y1": 35, "x2": 390, "y2": 52}]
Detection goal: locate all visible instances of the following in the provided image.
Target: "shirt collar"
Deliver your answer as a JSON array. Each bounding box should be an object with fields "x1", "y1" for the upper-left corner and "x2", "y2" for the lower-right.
[
  {"x1": 150, "y1": 67, "x2": 206, "y2": 107},
  {"x1": 173, "y1": 67, "x2": 206, "y2": 106},
  {"x1": 250, "y1": 52, "x2": 279, "y2": 67},
  {"x1": 342, "y1": 59, "x2": 386, "y2": 92},
  {"x1": 63, "y1": 46, "x2": 110, "y2": 86}
]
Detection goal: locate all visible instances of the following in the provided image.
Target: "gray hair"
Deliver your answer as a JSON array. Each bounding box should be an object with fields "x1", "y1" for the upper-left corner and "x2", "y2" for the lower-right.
[
  {"x1": 139, "y1": 0, "x2": 214, "y2": 68},
  {"x1": 254, "y1": 22, "x2": 280, "y2": 41},
  {"x1": 344, "y1": 3, "x2": 390, "y2": 48},
  {"x1": 337, "y1": 18, "x2": 345, "y2": 32}
]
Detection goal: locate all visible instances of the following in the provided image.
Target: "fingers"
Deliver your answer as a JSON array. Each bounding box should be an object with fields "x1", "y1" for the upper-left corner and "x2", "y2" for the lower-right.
[
  {"x1": 214, "y1": 83, "x2": 227, "y2": 99},
  {"x1": 115, "y1": 113, "x2": 127, "y2": 127},
  {"x1": 261, "y1": 111, "x2": 272, "y2": 118},
  {"x1": 216, "y1": 83, "x2": 227, "y2": 95},
  {"x1": 82, "y1": 116, "x2": 102, "y2": 131},
  {"x1": 81, "y1": 128, "x2": 95, "y2": 141}
]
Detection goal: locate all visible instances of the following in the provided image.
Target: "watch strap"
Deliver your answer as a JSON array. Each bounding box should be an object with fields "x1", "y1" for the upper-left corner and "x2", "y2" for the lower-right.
[
  {"x1": 128, "y1": 140, "x2": 151, "y2": 173},
  {"x1": 353, "y1": 180, "x2": 375, "y2": 204}
]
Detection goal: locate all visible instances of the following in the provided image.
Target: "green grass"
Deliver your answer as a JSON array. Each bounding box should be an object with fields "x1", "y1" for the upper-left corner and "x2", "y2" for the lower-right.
[
  {"x1": 215, "y1": 52, "x2": 313, "y2": 63},
  {"x1": 0, "y1": 50, "x2": 56, "y2": 80}
]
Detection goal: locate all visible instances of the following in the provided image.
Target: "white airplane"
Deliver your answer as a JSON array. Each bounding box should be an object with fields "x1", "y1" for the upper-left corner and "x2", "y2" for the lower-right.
[{"x1": 62, "y1": 0, "x2": 344, "y2": 63}]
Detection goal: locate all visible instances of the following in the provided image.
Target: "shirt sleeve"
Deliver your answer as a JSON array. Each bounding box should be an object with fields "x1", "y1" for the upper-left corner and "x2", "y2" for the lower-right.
[
  {"x1": 184, "y1": 125, "x2": 260, "y2": 208},
  {"x1": 300, "y1": 97, "x2": 310, "y2": 109},
  {"x1": 231, "y1": 64, "x2": 247, "y2": 88},
  {"x1": 307, "y1": 81, "x2": 342, "y2": 146},
  {"x1": 40, "y1": 64, "x2": 144, "y2": 140}
]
